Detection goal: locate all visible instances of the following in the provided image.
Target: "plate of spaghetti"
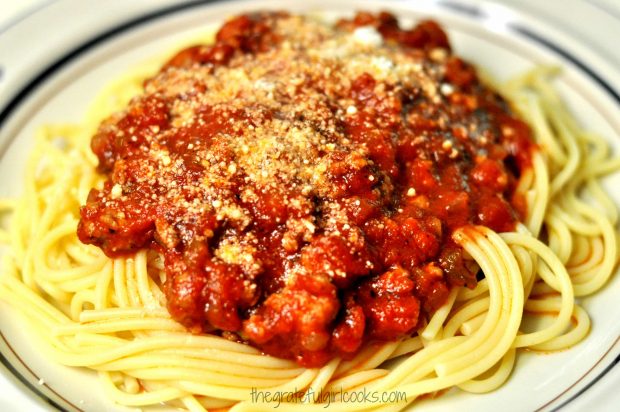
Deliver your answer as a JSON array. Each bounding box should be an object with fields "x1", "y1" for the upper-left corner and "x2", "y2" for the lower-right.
[{"x1": 1, "y1": 0, "x2": 619, "y2": 411}]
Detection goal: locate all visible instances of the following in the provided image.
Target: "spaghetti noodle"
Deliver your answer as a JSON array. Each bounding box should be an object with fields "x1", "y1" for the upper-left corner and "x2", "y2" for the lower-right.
[{"x1": 0, "y1": 12, "x2": 619, "y2": 412}]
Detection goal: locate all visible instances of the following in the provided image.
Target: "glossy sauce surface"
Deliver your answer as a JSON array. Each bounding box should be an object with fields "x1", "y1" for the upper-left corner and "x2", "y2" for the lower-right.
[{"x1": 78, "y1": 12, "x2": 534, "y2": 366}]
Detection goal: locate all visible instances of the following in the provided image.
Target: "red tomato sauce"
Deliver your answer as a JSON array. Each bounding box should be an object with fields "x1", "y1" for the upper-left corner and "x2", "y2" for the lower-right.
[{"x1": 77, "y1": 12, "x2": 534, "y2": 367}]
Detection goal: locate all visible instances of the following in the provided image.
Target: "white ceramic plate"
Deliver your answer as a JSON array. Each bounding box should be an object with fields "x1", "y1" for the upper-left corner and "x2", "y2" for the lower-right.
[{"x1": 0, "y1": 0, "x2": 619, "y2": 411}]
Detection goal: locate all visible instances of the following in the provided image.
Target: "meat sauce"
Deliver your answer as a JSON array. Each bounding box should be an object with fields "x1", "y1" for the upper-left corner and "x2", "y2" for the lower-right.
[{"x1": 77, "y1": 12, "x2": 534, "y2": 367}]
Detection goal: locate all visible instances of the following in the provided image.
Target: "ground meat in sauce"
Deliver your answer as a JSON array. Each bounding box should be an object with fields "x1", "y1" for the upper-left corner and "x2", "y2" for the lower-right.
[{"x1": 77, "y1": 12, "x2": 534, "y2": 367}]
